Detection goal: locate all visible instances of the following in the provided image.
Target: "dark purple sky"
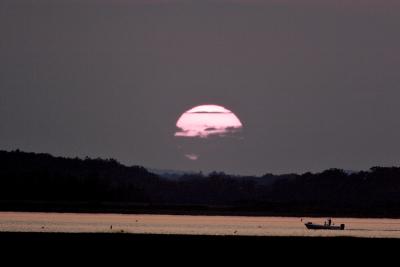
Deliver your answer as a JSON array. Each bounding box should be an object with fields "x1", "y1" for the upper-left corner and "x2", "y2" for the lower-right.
[{"x1": 1, "y1": 0, "x2": 400, "y2": 175}]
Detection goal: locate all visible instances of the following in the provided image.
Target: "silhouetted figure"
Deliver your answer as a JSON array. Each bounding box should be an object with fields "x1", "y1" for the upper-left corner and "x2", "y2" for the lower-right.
[{"x1": 324, "y1": 218, "x2": 332, "y2": 226}]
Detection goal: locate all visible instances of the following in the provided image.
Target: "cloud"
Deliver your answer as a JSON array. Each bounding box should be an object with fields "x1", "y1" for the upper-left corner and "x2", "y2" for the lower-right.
[
  {"x1": 185, "y1": 154, "x2": 199, "y2": 160},
  {"x1": 205, "y1": 127, "x2": 217, "y2": 131}
]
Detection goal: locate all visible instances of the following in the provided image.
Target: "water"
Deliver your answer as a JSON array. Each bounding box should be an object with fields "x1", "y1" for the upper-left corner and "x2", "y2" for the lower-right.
[{"x1": 1, "y1": 212, "x2": 400, "y2": 238}]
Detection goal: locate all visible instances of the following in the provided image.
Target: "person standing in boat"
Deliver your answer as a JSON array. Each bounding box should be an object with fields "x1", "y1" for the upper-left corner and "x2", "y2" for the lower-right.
[
  {"x1": 327, "y1": 218, "x2": 332, "y2": 226},
  {"x1": 324, "y1": 218, "x2": 332, "y2": 226}
]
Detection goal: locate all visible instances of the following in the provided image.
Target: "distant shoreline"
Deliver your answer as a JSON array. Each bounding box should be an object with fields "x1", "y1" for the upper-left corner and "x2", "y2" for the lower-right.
[
  {"x1": 1, "y1": 200, "x2": 400, "y2": 219},
  {"x1": 3, "y1": 150, "x2": 400, "y2": 220}
]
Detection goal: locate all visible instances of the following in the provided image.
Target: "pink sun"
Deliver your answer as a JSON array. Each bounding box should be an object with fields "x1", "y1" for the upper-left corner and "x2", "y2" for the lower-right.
[{"x1": 175, "y1": 104, "x2": 243, "y2": 138}]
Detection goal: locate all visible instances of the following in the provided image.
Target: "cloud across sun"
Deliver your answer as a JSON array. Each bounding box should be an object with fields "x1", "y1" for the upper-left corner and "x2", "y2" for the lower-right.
[{"x1": 175, "y1": 104, "x2": 243, "y2": 138}]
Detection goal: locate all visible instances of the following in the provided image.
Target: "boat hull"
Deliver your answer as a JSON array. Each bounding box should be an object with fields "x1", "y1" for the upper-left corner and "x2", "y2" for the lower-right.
[{"x1": 305, "y1": 222, "x2": 345, "y2": 230}]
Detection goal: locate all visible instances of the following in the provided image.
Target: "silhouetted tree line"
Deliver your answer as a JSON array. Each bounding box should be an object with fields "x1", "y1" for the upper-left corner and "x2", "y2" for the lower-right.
[{"x1": 1, "y1": 150, "x2": 400, "y2": 217}]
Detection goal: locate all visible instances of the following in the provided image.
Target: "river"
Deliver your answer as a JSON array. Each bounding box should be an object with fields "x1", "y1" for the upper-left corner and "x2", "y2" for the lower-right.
[{"x1": 1, "y1": 212, "x2": 400, "y2": 238}]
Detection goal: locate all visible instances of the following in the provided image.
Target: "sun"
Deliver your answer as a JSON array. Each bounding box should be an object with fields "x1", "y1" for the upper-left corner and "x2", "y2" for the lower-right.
[{"x1": 175, "y1": 104, "x2": 243, "y2": 138}]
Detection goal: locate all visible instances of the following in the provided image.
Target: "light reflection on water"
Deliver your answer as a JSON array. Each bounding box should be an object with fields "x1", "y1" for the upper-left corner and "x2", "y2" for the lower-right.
[{"x1": 1, "y1": 212, "x2": 400, "y2": 238}]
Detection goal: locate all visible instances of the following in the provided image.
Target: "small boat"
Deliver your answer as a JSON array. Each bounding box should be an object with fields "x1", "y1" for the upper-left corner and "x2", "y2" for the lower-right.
[{"x1": 304, "y1": 218, "x2": 345, "y2": 230}]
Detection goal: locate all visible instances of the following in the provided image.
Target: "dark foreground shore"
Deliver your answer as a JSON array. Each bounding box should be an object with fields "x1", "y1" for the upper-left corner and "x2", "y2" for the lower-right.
[
  {"x1": 2, "y1": 231, "x2": 400, "y2": 241},
  {"x1": 2, "y1": 232, "x2": 398, "y2": 263},
  {"x1": 2, "y1": 231, "x2": 400, "y2": 248}
]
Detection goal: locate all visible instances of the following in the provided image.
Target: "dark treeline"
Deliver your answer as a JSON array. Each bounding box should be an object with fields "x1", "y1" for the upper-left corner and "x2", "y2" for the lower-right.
[{"x1": 1, "y1": 150, "x2": 400, "y2": 217}]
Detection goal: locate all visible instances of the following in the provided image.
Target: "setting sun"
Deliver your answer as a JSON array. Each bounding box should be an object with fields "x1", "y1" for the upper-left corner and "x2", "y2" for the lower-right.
[{"x1": 175, "y1": 104, "x2": 243, "y2": 138}]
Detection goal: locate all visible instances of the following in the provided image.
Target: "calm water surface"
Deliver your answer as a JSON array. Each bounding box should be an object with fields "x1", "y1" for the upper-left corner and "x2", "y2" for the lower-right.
[{"x1": 1, "y1": 212, "x2": 400, "y2": 238}]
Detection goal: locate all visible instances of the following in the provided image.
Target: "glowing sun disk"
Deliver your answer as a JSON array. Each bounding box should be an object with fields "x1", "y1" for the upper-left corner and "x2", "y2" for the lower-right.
[{"x1": 175, "y1": 104, "x2": 243, "y2": 138}]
